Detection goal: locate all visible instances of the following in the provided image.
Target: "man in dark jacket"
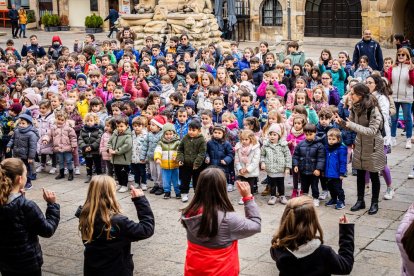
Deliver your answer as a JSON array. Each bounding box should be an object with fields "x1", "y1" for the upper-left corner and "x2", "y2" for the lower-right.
[
  {"x1": 168, "y1": 65, "x2": 186, "y2": 89},
  {"x1": 8, "y1": 4, "x2": 18, "y2": 39},
  {"x1": 104, "y1": 6, "x2": 119, "y2": 38},
  {"x1": 21, "y1": 35, "x2": 46, "y2": 58},
  {"x1": 177, "y1": 34, "x2": 196, "y2": 59},
  {"x1": 352, "y1": 29, "x2": 384, "y2": 71}
]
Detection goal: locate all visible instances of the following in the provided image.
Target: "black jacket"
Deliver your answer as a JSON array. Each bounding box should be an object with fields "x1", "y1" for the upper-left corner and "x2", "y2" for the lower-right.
[
  {"x1": 292, "y1": 137, "x2": 326, "y2": 175},
  {"x1": 270, "y1": 224, "x2": 354, "y2": 276},
  {"x1": 252, "y1": 66, "x2": 264, "y2": 87},
  {"x1": 82, "y1": 196, "x2": 154, "y2": 276},
  {"x1": 0, "y1": 194, "x2": 60, "y2": 273},
  {"x1": 78, "y1": 125, "x2": 103, "y2": 157},
  {"x1": 8, "y1": 9, "x2": 18, "y2": 21},
  {"x1": 21, "y1": 44, "x2": 47, "y2": 58}
]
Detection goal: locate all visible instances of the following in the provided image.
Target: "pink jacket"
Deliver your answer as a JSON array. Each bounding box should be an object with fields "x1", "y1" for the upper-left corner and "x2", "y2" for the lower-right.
[
  {"x1": 37, "y1": 112, "x2": 55, "y2": 155},
  {"x1": 66, "y1": 79, "x2": 76, "y2": 91},
  {"x1": 396, "y1": 203, "x2": 414, "y2": 276},
  {"x1": 99, "y1": 132, "x2": 112, "y2": 160},
  {"x1": 285, "y1": 88, "x2": 313, "y2": 110},
  {"x1": 286, "y1": 131, "x2": 306, "y2": 155},
  {"x1": 125, "y1": 78, "x2": 150, "y2": 100},
  {"x1": 43, "y1": 123, "x2": 77, "y2": 153},
  {"x1": 256, "y1": 81, "x2": 286, "y2": 98}
]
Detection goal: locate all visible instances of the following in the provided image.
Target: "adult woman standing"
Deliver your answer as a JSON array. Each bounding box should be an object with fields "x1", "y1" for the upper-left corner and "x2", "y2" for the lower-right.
[
  {"x1": 0, "y1": 158, "x2": 60, "y2": 275},
  {"x1": 385, "y1": 48, "x2": 414, "y2": 149},
  {"x1": 365, "y1": 75, "x2": 394, "y2": 200},
  {"x1": 335, "y1": 83, "x2": 386, "y2": 215},
  {"x1": 181, "y1": 168, "x2": 261, "y2": 275}
]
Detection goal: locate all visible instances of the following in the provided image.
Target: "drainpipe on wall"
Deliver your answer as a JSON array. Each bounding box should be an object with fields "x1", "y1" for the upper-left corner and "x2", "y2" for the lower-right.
[
  {"x1": 287, "y1": 0, "x2": 291, "y2": 40},
  {"x1": 57, "y1": 0, "x2": 60, "y2": 15}
]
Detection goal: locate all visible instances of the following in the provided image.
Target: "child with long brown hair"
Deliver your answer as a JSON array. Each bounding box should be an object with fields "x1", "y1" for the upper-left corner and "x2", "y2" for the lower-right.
[
  {"x1": 78, "y1": 175, "x2": 154, "y2": 276},
  {"x1": 270, "y1": 196, "x2": 354, "y2": 275},
  {"x1": 0, "y1": 158, "x2": 59, "y2": 275}
]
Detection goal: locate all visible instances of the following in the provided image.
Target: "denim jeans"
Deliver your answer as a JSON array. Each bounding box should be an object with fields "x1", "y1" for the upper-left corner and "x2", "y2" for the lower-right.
[
  {"x1": 56, "y1": 152, "x2": 73, "y2": 170},
  {"x1": 162, "y1": 168, "x2": 180, "y2": 194},
  {"x1": 19, "y1": 24, "x2": 26, "y2": 37},
  {"x1": 391, "y1": 102, "x2": 412, "y2": 138}
]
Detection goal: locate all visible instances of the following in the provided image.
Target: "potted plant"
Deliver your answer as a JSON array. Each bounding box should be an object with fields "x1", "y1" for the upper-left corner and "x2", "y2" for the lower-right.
[
  {"x1": 84, "y1": 13, "x2": 103, "y2": 33},
  {"x1": 48, "y1": 14, "x2": 60, "y2": 32},
  {"x1": 59, "y1": 14, "x2": 70, "y2": 31},
  {"x1": 41, "y1": 12, "x2": 51, "y2": 31},
  {"x1": 26, "y1": 9, "x2": 36, "y2": 29}
]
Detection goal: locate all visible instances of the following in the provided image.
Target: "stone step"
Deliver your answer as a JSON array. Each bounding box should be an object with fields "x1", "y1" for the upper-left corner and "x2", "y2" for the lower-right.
[{"x1": 303, "y1": 36, "x2": 360, "y2": 47}]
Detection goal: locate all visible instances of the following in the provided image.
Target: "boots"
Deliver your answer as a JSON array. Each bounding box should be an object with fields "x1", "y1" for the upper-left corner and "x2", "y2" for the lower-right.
[
  {"x1": 84, "y1": 175, "x2": 92, "y2": 183},
  {"x1": 368, "y1": 202, "x2": 379, "y2": 215},
  {"x1": 350, "y1": 200, "x2": 365, "y2": 211},
  {"x1": 55, "y1": 169, "x2": 65, "y2": 180},
  {"x1": 261, "y1": 185, "x2": 270, "y2": 196},
  {"x1": 68, "y1": 169, "x2": 74, "y2": 181}
]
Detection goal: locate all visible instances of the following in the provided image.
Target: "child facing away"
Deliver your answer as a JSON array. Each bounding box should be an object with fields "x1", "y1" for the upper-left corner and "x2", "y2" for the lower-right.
[
  {"x1": 42, "y1": 111, "x2": 77, "y2": 181},
  {"x1": 270, "y1": 197, "x2": 354, "y2": 275},
  {"x1": 107, "y1": 116, "x2": 133, "y2": 193},
  {"x1": 324, "y1": 128, "x2": 347, "y2": 210},
  {"x1": 77, "y1": 175, "x2": 154, "y2": 276},
  {"x1": 260, "y1": 124, "x2": 291, "y2": 205},
  {"x1": 235, "y1": 129, "x2": 260, "y2": 205},
  {"x1": 0, "y1": 158, "x2": 60, "y2": 276},
  {"x1": 154, "y1": 123, "x2": 181, "y2": 199},
  {"x1": 6, "y1": 114, "x2": 39, "y2": 190},
  {"x1": 99, "y1": 117, "x2": 115, "y2": 177},
  {"x1": 293, "y1": 124, "x2": 326, "y2": 207},
  {"x1": 131, "y1": 116, "x2": 148, "y2": 191},
  {"x1": 177, "y1": 120, "x2": 207, "y2": 203}
]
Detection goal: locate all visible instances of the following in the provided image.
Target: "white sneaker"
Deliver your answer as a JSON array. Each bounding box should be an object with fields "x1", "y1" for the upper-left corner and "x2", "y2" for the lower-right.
[
  {"x1": 238, "y1": 197, "x2": 244, "y2": 205},
  {"x1": 313, "y1": 199, "x2": 320, "y2": 207},
  {"x1": 391, "y1": 137, "x2": 397, "y2": 147},
  {"x1": 280, "y1": 195, "x2": 288, "y2": 205},
  {"x1": 318, "y1": 190, "x2": 329, "y2": 200},
  {"x1": 182, "y1": 194, "x2": 189, "y2": 203},
  {"x1": 406, "y1": 139, "x2": 412, "y2": 149},
  {"x1": 118, "y1": 186, "x2": 129, "y2": 193},
  {"x1": 36, "y1": 166, "x2": 45, "y2": 173},
  {"x1": 408, "y1": 168, "x2": 414, "y2": 179},
  {"x1": 74, "y1": 167, "x2": 81, "y2": 175},
  {"x1": 141, "y1": 184, "x2": 148, "y2": 191},
  {"x1": 49, "y1": 167, "x2": 56, "y2": 174},
  {"x1": 383, "y1": 187, "x2": 394, "y2": 200},
  {"x1": 128, "y1": 174, "x2": 134, "y2": 182},
  {"x1": 46, "y1": 160, "x2": 52, "y2": 166},
  {"x1": 227, "y1": 184, "x2": 234, "y2": 192},
  {"x1": 268, "y1": 196, "x2": 277, "y2": 205}
]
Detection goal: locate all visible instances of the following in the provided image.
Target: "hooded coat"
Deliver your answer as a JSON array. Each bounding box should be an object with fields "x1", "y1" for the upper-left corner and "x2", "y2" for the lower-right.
[
  {"x1": 206, "y1": 136, "x2": 234, "y2": 173},
  {"x1": 292, "y1": 136, "x2": 326, "y2": 175},
  {"x1": 7, "y1": 125, "x2": 39, "y2": 159},
  {"x1": 37, "y1": 112, "x2": 55, "y2": 155},
  {"x1": 108, "y1": 128, "x2": 133, "y2": 165},
  {"x1": 153, "y1": 124, "x2": 181, "y2": 170}
]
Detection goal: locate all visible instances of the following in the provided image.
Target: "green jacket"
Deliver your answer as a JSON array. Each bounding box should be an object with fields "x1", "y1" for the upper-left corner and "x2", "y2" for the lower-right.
[
  {"x1": 177, "y1": 134, "x2": 206, "y2": 169},
  {"x1": 108, "y1": 128, "x2": 132, "y2": 165}
]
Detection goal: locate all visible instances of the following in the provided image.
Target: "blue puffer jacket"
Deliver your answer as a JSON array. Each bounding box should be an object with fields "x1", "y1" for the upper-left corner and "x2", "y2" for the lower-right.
[
  {"x1": 139, "y1": 131, "x2": 163, "y2": 161},
  {"x1": 175, "y1": 120, "x2": 190, "y2": 139},
  {"x1": 7, "y1": 125, "x2": 39, "y2": 159},
  {"x1": 206, "y1": 138, "x2": 234, "y2": 173},
  {"x1": 212, "y1": 110, "x2": 224, "y2": 124},
  {"x1": 234, "y1": 106, "x2": 259, "y2": 128},
  {"x1": 337, "y1": 101, "x2": 356, "y2": 146},
  {"x1": 238, "y1": 58, "x2": 250, "y2": 71},
  {"x1": 325, "y1": 143, "x2": 347, "y2": 179},
  {"x1": 293, "y1": 137, "x2": 326, "y2": 175}
]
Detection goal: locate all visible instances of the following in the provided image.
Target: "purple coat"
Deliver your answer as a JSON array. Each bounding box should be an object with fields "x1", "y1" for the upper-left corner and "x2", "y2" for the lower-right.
[{"x1": 396, "y1": 203, "x2": 414, "y2": 276}]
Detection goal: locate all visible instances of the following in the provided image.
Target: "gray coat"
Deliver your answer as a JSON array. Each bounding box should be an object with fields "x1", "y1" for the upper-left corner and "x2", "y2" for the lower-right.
[
  {"x1": 181, "y1": 199, "x2": 261, "y2": 248},
  {"x1": 139, "y1": 131, "x2": 162, "y2": 161},
  {"x1": 7, "y1": 125, "x2": 39, "y2": 160},
  {"x1": 345, "y1": 103, "x2": 386, "y2": 172}
]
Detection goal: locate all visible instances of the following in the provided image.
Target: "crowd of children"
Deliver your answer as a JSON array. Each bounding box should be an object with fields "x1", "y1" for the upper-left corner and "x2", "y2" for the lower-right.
[{"x1": 0, "y1": 29, "x2": 411, "y2": 212}]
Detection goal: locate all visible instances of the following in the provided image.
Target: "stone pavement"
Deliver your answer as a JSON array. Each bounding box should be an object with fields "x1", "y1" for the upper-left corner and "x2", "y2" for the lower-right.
[{"x1": 18, "y1": 130, "x2": 412, "y2": 276}]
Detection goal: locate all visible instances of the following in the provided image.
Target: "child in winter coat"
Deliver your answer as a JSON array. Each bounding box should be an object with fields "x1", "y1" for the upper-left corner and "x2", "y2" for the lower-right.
[
  {"x1": 235, "y1": 129, "x2": 260, "y2": 204},
  {"x1": 108, "y1": 116, "x2": 133, "y2": 193},
  {"x1": 260, "y1": 124, "x2": 292, "y2": 206},
  {"x1": 286, "y1": 115, "x2": 307, "y2": 198},
  {"x1": 293, "y1": 124, "x2": 326, "y2": 207},
  {"x1": 354, "y1": 55, "x2": 372, "y2": 81},
  {"x1": 0, "y1": 158, "x2": 60, "y2": 276},
  {"x1": 324, "y1": 128, "x2": 347, "y2": 210},
  {"x1": 177, "y1": 120, "x2": 207, "y2": 203},
  {"x1": 43, "y1": 111, "x2": 77, "y2": 181},
  {"x1": 99, "y1": 118, "x2": 115, "y2": 177},
  {"x1": 154, "y1": 123, "x2": 181, "y2": 199},
  {"x1": 6, "y1": 114, "x2": 39, "y2": 189},
  {"x1": 271, "y1": 197, "x2": 354, "y2": 275},
  {"x1": 140, "y1": 115, "x2": 165, "y2": 195},
  {"x1": 64, "y1": 98, "x2": 83, "y2": 174},
  {"x1": 36, "y1": 100, "x2": 57, "y2": 174},
  {"x1": 79, "y1": 113, "x2": 103, "y2": 183},
  {"x1": 131, "y1": 116, "x2": 148, "y2": 190},
  {"x1": 22, "y1": 90, "x2": 40, "y2": 119},
  {"x1": 205, "y1": 125, "x2": 234, "y2": 190},
  {"x1": 175, "y1": 107, "x2": 190, "y2": 139}
]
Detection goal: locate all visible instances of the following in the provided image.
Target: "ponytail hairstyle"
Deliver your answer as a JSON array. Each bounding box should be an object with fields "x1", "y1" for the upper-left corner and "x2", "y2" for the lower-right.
[{"x1": 0, "y1": 158, "x2": 25, "y2": 206}]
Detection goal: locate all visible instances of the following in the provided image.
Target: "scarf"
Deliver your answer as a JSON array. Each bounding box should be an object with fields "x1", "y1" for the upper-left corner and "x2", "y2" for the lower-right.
[
  {"x1": 239, "y1": 144, "x2": 252, "y2": 165},
  {"x1": 291, "y1": 127, "x2": 303, "y2": 137}
]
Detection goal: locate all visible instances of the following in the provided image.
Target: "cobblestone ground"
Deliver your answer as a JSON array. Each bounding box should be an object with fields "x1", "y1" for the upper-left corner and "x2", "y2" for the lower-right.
[{"x1": 0, "y1": 29, "x2": 409, "y2": 275}]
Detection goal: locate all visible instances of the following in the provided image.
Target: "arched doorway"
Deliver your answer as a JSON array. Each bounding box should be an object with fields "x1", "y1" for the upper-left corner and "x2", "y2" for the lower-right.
[{"x1": 305, "y1": 0, "x2": 362, "y2": 38}]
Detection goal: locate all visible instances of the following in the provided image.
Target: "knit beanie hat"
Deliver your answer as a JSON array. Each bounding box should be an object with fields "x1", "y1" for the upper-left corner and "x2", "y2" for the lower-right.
[
  {"x1": 162, "y1": 123, "x2": 176, "y2": 135},
  {"x1": 48, "y1": 80, "x2": 59, "y2": 95},
  {"x1": 9, "y1": 103, "x2": 22, "y2": 114},
  {"x1": 76, "y1": 73, "x2": 87, "y2": 82},
  {"x1": 268, "y1": 123, "x2": 282, "y2": 137},
  {"x1": 213, "y1": 124, "x2": 227, "y2": 135},
  {"x1": 24, "y1": 92, "x2": 40, "y2": 106},
  {"x1": 184, "y1": 100, "x2": 196, "y2": 111},
  {"x1": 151, "y1": 115, "x2": 167, "y2": 129},
  {"x1": 19, "y1": 114, "x2": 33, "y2": 125},
  {"x1": 52, "y1": 35, "x2": 62, "y2": 45}
]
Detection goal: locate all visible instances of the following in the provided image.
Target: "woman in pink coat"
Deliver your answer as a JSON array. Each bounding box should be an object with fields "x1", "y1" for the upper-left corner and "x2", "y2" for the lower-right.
[{"x1": 396, "y1": 203, "x2": 414, "y2": 276}]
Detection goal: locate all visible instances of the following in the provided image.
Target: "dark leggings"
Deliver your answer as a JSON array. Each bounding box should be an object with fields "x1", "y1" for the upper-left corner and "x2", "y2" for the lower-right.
[
  {"x1": 268, "y1": 176, "x2": 284, "y2": 196},
  {"x1": 237, "y1": 176, "x2": 258, "y2": 194},
  {"x1": 357, "y1": 169, "x2": 380, "y2": 203},
  {"x1": 40, "y1": 154, "x2": 57, "y2": 167},
  {"x1": 85, "y1": 155, "x2": 102, "y2": 176},
  {"x1": 114, "y1": 164, "x2": 129, "y2": 187}
]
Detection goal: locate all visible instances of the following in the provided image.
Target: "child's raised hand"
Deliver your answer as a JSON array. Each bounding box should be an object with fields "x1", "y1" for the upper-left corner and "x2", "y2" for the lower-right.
[
  {"x1": 42, "y1": 188, "x2": 56, "y2": 204},
  {"x1": 236, "y1": 181, "x2": 252, "y2": 198},
  {"x1": 339, "y1": 214, "x2": 349, "y2": 224},
  {"x1": 254, "y1": 101, "x2": 260, "y2": 109},
  {"x1": 220, "y1": 160, "x2": 226, "y2": 165},
  {"x1": 130, "y1": 185, "x2": 144, "y2": 198},
  {"x1": 205, "y1": 157, "x2": 210, "y2": 164}
]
